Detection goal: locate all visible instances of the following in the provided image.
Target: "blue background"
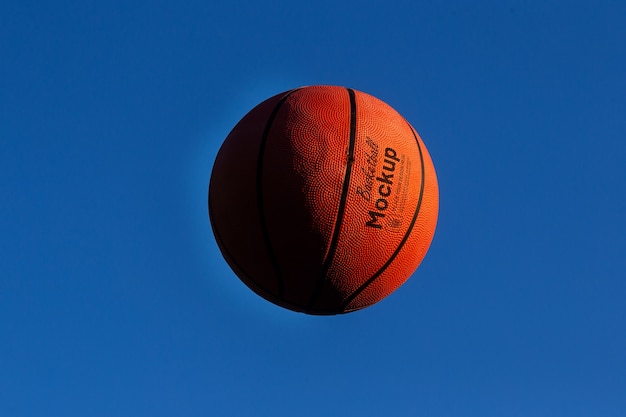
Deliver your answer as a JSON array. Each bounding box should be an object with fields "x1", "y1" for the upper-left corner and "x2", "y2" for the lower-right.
[{"x1": 2, "y1": 1, "x2": 625, "y2": 416}]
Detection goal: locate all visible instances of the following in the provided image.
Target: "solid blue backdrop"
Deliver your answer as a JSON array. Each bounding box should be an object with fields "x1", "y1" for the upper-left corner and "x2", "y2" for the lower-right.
[{"x1": 1, "y1": 1, "x2": 625, "y2": 416}]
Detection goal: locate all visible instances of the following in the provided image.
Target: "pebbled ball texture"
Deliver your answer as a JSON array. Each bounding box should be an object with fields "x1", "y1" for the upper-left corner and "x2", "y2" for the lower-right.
[{"x1": 209, "y1": 86, "x2": 438, "y2": 315}]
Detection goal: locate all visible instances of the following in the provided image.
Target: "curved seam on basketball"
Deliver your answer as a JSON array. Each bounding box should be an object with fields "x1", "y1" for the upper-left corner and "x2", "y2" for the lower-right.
[
  {"x1": 208, "y1": 207, "x2": 252, "y2": 283},
  {"x1": 208, "y1": 198, "x2": 259, "y2": 293},
  {"x1": 256, "y1": 88, "x2": 300, "y2": 299},
  {"x1": 305, "y1": 87, "x2": 358, "y2": 312},
  {"x1": 340, "y1": 124, "x2": 426, "y2": 310}
]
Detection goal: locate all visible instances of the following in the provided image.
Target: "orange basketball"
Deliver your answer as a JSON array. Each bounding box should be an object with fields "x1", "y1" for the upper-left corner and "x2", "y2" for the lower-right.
[{"x1": 209, "y1": 86, "x2": 438, "y2": 315}]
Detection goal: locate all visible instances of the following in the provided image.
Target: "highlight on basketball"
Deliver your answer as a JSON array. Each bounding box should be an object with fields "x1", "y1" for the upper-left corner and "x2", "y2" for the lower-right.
[{"x1": 209, "y1": 85, "x2": 438, "y2": 315}]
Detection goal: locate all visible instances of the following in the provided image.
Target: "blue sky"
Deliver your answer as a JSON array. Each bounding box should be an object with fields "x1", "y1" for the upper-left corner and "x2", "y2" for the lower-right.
[{"x1": 1, "y1": 1, "x2": 625, "y2": 416}]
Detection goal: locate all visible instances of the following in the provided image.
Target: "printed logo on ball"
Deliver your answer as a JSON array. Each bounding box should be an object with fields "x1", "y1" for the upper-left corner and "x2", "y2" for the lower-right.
[{"x1": 355, "y1": 136, "x2": 411, "y2": 230}]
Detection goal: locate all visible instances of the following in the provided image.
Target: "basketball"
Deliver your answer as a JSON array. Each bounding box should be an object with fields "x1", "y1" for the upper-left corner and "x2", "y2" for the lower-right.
[{"x1": 209, "y1": 86, "x2": 438, "y2": 315}]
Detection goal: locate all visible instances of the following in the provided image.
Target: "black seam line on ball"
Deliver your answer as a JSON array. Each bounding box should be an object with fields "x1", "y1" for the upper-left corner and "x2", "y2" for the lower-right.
[
  {"x1": 257, "y1": 88, "x2": 300, "y2": 299},
  {"x1": 208, "y1": 203, "x2": 253, "y2": 287},
  {"x1": 306, "y1": 88, "x2": 358, "y2": 311},
  {"x1": 208, "y1": 197, "x2": 244, "y2": 277},
  {"x1": 341, "y1": 124, "x2": 426, "y2": 310},
  {"x1": 209, "y1": 158, "x2": 260, "y2": 296},
  {"x1": 209, "y1": 186, "x2": 287, "y2": 308},
  {"x1": 209, "y1": 198, "x2": 287, "y2": 309}
]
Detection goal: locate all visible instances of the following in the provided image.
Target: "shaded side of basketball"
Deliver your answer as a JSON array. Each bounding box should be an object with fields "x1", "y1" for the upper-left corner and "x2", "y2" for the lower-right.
[
  {"x1": 209, "y1": 86, "x2": 353, "y2": 312},
  {"x1": 209, "y1": 85, "x2": 439, "y2": 314},
  {"x1": 209, "y1": 90, "x2": 291, "y2": 304}
]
